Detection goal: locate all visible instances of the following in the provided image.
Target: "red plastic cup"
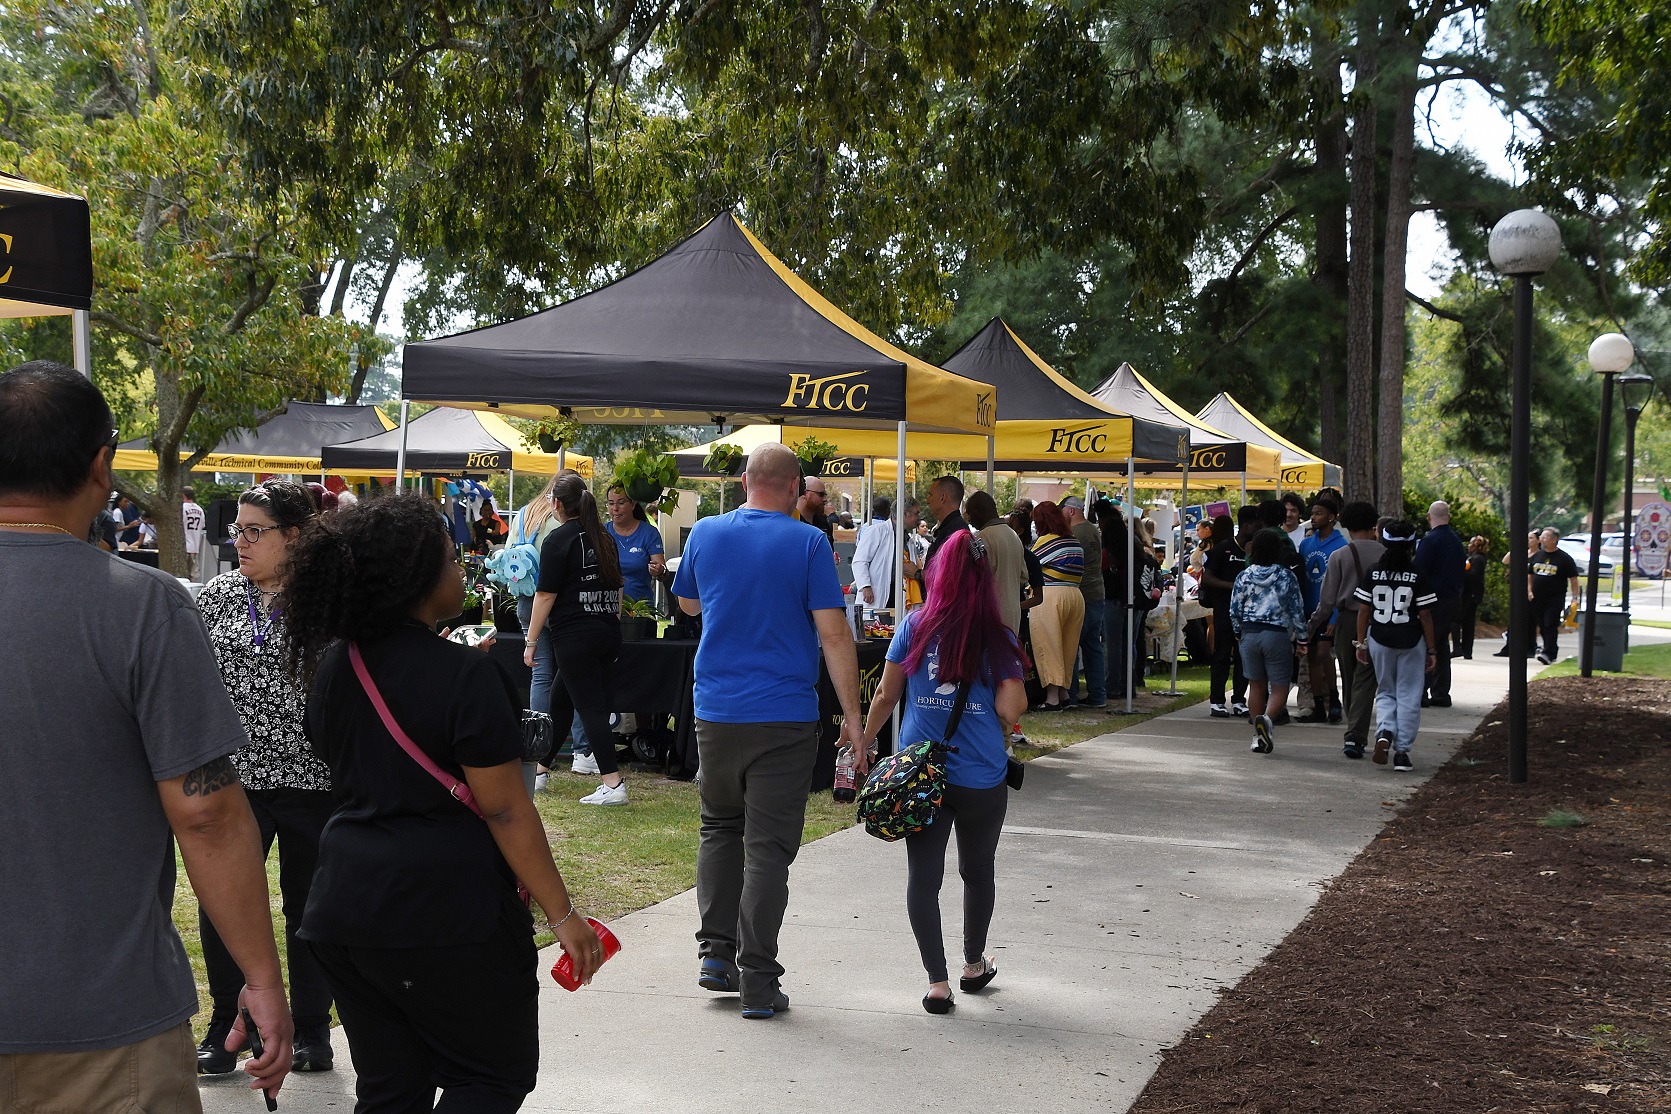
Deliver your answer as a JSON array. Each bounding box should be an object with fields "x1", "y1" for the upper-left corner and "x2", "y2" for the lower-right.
[{"x1": 550, "y1": 917, "x2": 621, "y2": 991}]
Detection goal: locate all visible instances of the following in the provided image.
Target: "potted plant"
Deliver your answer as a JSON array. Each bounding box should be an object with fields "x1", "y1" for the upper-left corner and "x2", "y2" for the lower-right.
[
  {"x1": 619, "y1": 596, "x2": 658, "y2": 642},
  {"x1": 614, "y1": 447, "x2": 682, "y2": 513},
  {"x1": 521, "y1": 415, "x2": 580, "y2": 455},
  {"x1": 791, "y1": 434, "x2": 839, "y2": 477},
  {"x1": 703, "y1": 442, "x2": 745, "y2": 477}
]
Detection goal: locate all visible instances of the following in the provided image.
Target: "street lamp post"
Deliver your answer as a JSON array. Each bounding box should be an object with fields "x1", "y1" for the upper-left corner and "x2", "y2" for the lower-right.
[
  {"x1": 1619, "y1": 372, "x2": 1655, "y2": 617},
  {"x1": 1581, "y1": 333, "x2": 1633, "y2": 677},
  {"x1": 1490, "y1": 209, "x2": 1561, "y2": 785}
]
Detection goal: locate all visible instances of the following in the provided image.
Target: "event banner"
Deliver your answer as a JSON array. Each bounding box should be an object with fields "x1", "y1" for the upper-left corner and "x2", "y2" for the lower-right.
[{"x1": 1634, "y1": 501, "x2": 1671, "y2": 579}]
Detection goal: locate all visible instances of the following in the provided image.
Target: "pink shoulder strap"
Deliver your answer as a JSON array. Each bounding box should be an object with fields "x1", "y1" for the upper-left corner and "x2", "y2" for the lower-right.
[{"x1": 348, "y1": 642, "x2": 483, "y2": 818}]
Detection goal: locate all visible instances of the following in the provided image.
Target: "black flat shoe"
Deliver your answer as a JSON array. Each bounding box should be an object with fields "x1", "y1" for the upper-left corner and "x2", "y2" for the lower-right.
[
  {"x1": 195, "y1": 1016, "x2": 245, "y2": 1076},
  {"x1": 293, "y1": 1025, "x2": 334, "y2": 1072},
  {"x1": 922, "y1": 992, "x2": 955, "y2": 1014},
  {"x1": 959, "y1": 958, "x2": 998, "y2": 993}
]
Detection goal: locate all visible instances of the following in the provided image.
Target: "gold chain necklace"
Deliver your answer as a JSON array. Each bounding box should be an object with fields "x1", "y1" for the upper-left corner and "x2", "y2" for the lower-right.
[{"x1": 0, "y1": 522, "x2": 75, "y2": 537}]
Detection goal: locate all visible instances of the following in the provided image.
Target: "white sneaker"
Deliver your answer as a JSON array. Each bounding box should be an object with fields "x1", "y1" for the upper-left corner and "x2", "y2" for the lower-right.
[
  {"x1": 571, "y1": 752, "x2": 601, "y2": 776},
  {"x1": 579, "y1": 781, "x2": 627, "y2": 806},
  {"x1": 533, "y1": 771, "x2": 550, "y2": 792}
]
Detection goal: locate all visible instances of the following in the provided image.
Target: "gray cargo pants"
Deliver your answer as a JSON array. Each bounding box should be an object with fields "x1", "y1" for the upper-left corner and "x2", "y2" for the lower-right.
[{"x1": 694, "y1": 719, "x2": 820, "y2": 1006}]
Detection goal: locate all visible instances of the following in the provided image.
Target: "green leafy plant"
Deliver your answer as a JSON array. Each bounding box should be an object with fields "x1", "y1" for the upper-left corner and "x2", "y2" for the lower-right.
[
  {"x1": 520, "y1": 415, "x2": 582, "y2": 455},
  {"x1": 614, "y1": 448, "x2": 682, "y2": 513},
  {"x1": 703, "y1": 442, "x2": 745, "y2": 476},
  {"x1": 791, "y1": 435, "x2": 840, "y2": 475},
  {"x1": 621, "y1": 597, "x2": 657, "y2": 618}
]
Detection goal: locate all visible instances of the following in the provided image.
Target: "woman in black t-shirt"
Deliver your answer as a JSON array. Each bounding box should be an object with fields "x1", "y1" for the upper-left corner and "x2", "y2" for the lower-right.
[
  {"x1": 282, "y1": 493, "x2": 602, "y2": 1112},
  {"x1": 523, "y1": 474, "x2": 626, "y2": 805}
]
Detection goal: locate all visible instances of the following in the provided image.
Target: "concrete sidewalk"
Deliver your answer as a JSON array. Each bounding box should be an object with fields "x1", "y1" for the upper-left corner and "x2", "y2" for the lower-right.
[{"x1": 202, "y1": 654, "x2": 1518, "y2": 1114}]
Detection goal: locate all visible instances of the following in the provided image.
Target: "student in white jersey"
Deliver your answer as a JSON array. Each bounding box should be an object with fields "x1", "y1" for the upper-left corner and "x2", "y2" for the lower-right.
[{"x1": 1353, "y1": 521, "x2": 1438, "y2": 771}]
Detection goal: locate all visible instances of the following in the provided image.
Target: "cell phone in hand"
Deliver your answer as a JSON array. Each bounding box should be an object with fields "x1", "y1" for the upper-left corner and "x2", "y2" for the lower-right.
[{"x1": 239, "y1": 1006, "x2": 278, "y2": 1111}]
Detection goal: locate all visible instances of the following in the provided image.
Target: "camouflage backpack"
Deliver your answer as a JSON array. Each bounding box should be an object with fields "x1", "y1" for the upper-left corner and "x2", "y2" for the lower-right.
[{"x1": 858, "y1": 681, "x2": 970, "y2": 842}]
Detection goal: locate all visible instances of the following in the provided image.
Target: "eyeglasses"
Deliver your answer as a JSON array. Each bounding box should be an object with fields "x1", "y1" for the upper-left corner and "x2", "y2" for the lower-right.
[{"x1": 227, "y1": 523, "x2": 284, "y2": 543}]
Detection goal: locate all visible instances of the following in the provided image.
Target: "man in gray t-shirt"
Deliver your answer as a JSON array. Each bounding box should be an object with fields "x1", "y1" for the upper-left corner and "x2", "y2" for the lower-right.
[
  {"x1": 1063, "y1": 496, "x2": 1108, "y2": 707},
  {"x1": 0, "y1": 361, "x2": 293, "y2": 1108}
]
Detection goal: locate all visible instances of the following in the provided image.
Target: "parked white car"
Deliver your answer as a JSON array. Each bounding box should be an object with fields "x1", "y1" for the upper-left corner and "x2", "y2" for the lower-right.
[{"x1": 1556, "y1": 536, "x2": 1614, "y2": 577}]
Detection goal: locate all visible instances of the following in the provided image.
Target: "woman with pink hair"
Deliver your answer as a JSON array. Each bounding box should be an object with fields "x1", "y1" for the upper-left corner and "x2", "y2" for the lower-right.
[{"x1": 860, "y1": 530, "x2": 1028, "y2": 1015}]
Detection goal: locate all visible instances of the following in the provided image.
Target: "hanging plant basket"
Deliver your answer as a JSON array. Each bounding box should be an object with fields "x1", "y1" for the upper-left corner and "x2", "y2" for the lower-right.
[
  {"x1": 536, "y1": 431, "x2": 561, "y2": 454},
  {"x1": 625, "y1": 477, "x2": 664, "y2": 506},
  {"x1": 703, "y1": 442, "x2": 745, "y2": 477},
  {"x1": 791, "y1": 435, "x2": 839, "y2": 479},
  {"x1": 614, "y1": 447, "x2": 683, "y2": 514}
]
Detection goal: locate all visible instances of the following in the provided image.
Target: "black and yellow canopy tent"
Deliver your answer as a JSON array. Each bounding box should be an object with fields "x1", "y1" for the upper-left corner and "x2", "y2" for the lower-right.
[
  {"x1": 0, "y1": 172, "x2": 94, "y2": 373},
  {"x1": 398, "y1": 210, "x2": 998, "y2": 619},
  {"x1": 1090, "y1": 363, "x2": 1282, "y2": 485},
  {"x1": 1195, "y1": 392, "x2": 1341, "y2": 491},
  {"x1": 321, "y1": 405, "x2": 591, "y2": 479},
  {"x1": 113, "y1": 402, "x2": 394, "y2": 475}
]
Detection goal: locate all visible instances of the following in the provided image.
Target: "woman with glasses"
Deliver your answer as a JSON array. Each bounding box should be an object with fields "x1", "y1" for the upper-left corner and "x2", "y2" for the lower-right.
[
  {"x1": 193, "y1": 479, "x2": 336, "y2": 1076},
  {"x1": 604, "y1": 483, "x2": 666, "y2": 605}
]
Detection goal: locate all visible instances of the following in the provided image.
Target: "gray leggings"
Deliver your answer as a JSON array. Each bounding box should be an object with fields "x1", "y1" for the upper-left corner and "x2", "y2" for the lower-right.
[{"x1": 905, "y1": 782, "x2": 1009, "y2": 984}]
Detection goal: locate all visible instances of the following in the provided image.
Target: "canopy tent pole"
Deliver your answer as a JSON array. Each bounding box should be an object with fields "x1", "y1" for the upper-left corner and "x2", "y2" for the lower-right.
[
  {"x1": 394, "y1": 399, "x2": 411, "y2": 492},
  {"x1": 986, "y1": 435, "x2": 995, "y2": 493},
  {"x1": 1240, "y1": 471, "x2": 1247, "y2": 513},
  {"x1": 892, "y1": 420, "x2": 907, "y2": 751},
  {"x1": 73, "y1": 310, "x2": 91, "y2": 378},
  {"x1": 558, "y1": 447, "x2": 567, "y2": 474},
  {"x1": 1167, "y1": 458, "x2": 1190, "y2": 696},
  {"x1": 507, "y1": 467, "x2": 516, "y2": 518},
  {"x1": 1126, "y1": 458, "x2": 1135, "y2": 715}
]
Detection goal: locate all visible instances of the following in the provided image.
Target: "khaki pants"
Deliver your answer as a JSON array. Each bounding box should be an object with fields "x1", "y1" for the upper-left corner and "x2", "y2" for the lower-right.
[{"x1": 0, "y1": 1021, "x2": 200, "y2": 1114}]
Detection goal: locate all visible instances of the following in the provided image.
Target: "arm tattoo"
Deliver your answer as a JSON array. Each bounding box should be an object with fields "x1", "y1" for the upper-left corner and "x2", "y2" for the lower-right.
[{"x1": 181, "y1": 756, "x2": 239, "y2": 798}]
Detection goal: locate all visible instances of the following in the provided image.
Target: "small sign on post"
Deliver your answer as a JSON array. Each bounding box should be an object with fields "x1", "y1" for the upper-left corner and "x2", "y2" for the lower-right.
[{"x1": 1634, "y1": 500, "x2": 1671, "y2": 580}]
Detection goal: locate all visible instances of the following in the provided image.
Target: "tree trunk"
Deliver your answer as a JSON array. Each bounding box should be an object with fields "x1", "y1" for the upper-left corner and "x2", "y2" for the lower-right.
[
  {"x1": 1313, "y1": 20, "x2": 1350, "y2": 467},
  {"x1": 1344, "y1": 3, "x2": 1380, "y2": 503},
  {"x1": 150, "y1": 363, "x2": 190, "y2": 578},
  {"x1": 1376, "y1": 58, "x2": 1417, "y2": 513},
  {"x1": 347, "y1": 246, "x2": 403, "y2": 404}
]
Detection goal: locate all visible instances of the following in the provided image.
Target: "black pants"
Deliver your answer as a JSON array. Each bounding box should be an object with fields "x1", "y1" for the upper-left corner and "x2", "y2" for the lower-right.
[
  {"x1": 1425, "y1": 597, "x2": 1460, "y2": 700},
  {"x1": 905, "y1": 782, "x2": 1008, "y2": 985},
  {"x1": 1209, "y1": 603, "x2": 1246, "y2": 705},
  {"x1": 308, "y1": 916, "x2": 538, "y2": 1114},
  {"x1": 545, "y1": 622, "x2": 623, "y2": 776},
  {"x1": 200, "y1": 787, "x2": 337, "y2": 1028},
  {"x1": 1458, "y1": 595, "x2": 1480, "y2": 658},
  {"x1": 1536, "y1": 595, "x2": 1566, "y2": 659}
]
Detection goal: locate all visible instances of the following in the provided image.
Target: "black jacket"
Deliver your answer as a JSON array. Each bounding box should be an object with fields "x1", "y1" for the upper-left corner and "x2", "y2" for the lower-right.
[{"x1": 923, "y1": 510, "x2": 968, "y2": 576}]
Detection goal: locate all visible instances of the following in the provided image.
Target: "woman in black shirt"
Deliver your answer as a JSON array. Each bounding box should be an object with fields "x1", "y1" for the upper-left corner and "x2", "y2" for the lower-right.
[
  {"x1": 282, "y1": 492, "x2": 602, "y2": 1113},
  {"x1": 1459, "y1": 536, "x2": 1489, "y2": 659},
  {"x1": 523, "y1": 473, "x2": 626, "y2": 805}
]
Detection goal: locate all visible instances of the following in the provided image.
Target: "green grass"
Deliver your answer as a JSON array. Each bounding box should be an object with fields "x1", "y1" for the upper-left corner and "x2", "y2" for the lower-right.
[
  {"x1": 1538, "y1": 808, "x2": 1590, "y2": 829},
  {"x1": 1013, "y1": 664, "x2": 1211, "y2": 757},
  {"x1": 169, "y1": 670, "x2": 1203, "y2": 1040},
  {"x1": 1539, "y1": 640, "x2": 1671, "y2": 679}
]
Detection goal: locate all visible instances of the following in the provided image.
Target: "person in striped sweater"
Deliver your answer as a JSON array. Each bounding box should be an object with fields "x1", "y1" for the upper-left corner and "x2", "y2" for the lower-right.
[{"x1": 1028, "y1": 500, "x2": 1085, "y2": 711}]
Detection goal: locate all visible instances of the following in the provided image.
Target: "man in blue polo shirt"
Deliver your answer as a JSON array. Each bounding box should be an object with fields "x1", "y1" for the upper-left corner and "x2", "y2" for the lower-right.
[
  {"x1": 1297, "y1": 495, "x2": 1347, "y2": 723},
  {"x1": 673, "y1": 442, "x2": 863, "y2": 1020}
]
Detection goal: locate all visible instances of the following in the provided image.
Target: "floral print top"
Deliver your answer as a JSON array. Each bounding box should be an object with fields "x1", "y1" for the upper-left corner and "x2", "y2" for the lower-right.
[{"x1": 196, "y1": 571, "x2": 332, "y2": 792}]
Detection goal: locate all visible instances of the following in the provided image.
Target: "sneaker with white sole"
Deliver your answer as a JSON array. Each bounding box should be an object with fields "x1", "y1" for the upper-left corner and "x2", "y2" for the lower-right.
[
  {"x1": 579, "y1": 781, "x2": 627, "y2": 806},
  {"x1": 533, "y1": 771, "x2": 550, "y2": 792},
  {"x1": 571, "y1": 752, "x2": 601, "y2": 776},
  {"x1": 1230, "y1": 701, "x2": 1249, "y2": 718},
  {"x1": 1209, "y1": 702, "x2": 1231, "y2": 718},
  {"x1": 1392, "y1": 751, "x2": 1413, "y2": 772},
  {"x1": 1253, "y1": 714, "x2": 1274, "y2": 754}
]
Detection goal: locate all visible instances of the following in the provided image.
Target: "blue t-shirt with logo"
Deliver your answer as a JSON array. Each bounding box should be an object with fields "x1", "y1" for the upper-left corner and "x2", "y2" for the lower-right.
[
  {"x1": 1300, "y1": 526, "x2": 1347, "y2": 613},
  {"x1": 885, "y1": 611, "x2": 1022, "y2": 791},
  {"x1": 608, "y1": 520, "x2": 665, "y2": 603},
  {"x1": 672, "y1": 507, "x2": 846, "y2": 723}
]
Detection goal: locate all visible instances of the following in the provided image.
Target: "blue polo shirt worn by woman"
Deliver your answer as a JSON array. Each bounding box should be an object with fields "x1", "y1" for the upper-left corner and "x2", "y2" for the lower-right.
[
  {"x1": 886, "y1": 611, "x2": 1023, "y2": 790},
  {"x1": 607, "y1": 519, "x2": 665, "y2": 603}
]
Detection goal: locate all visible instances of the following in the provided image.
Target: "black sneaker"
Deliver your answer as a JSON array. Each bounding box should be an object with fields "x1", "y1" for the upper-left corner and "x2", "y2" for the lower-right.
[
  {"x1": 1327, "y1": 704, "x2": 1343, "y2": 725},
  {"x1": 196, "y1": 1014, "x2": 244, "y2": 1075},
  {"x1": 1271, "y1": 709, "x2": 1291, "y2": 727},
  {"x1": 1392, "y1": 751, "x2": 1414, "y2": 771},
  {"x1": 293, "y1": 1025, "x2": 334, "y2": 1072},
  {"x1": 1253, "y1": 714, "x2": 1274, "y2": 754},
  {"x1": 1430, "y1": 695, "x2": 1452, "y2": 707},
  {"x1": 741, "y1": 990, "x2": 790, "y2": 1020},
  {"x1": 1230, "y1": 701, "x2": 1249, "y2": 717},
  {"x1": 1295, "y1": 703, "x2": 1328, "y2": 723},
  {"x1": 1536, "y1": 652, "x2": 1551, "y2": 665},
  {"x1": 1372, "y1": 731, "x2": 1393, "y2": 766},
  {"x1": 1342, "y1": 739, "x2": 1365, "y2": 760},
  {"x1": 1209, "y1": 703, "x2": 1231, "y2": 718}
]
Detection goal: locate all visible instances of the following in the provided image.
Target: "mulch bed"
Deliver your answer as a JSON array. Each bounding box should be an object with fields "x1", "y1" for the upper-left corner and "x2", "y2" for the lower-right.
[{"x1": 1129, "y1": 676, "x2": 1671, "y2": 1112}]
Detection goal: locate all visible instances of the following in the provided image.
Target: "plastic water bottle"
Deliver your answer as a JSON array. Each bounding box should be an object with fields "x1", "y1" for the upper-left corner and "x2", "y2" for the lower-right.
[{"x1": 833, "y1": 745, "x2": 858, "y2": 803}]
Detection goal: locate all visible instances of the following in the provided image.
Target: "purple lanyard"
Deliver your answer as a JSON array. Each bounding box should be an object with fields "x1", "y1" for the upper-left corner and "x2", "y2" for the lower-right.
[{"x1": 245, "y1": 579, "x2": 281, "y2": 655}]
